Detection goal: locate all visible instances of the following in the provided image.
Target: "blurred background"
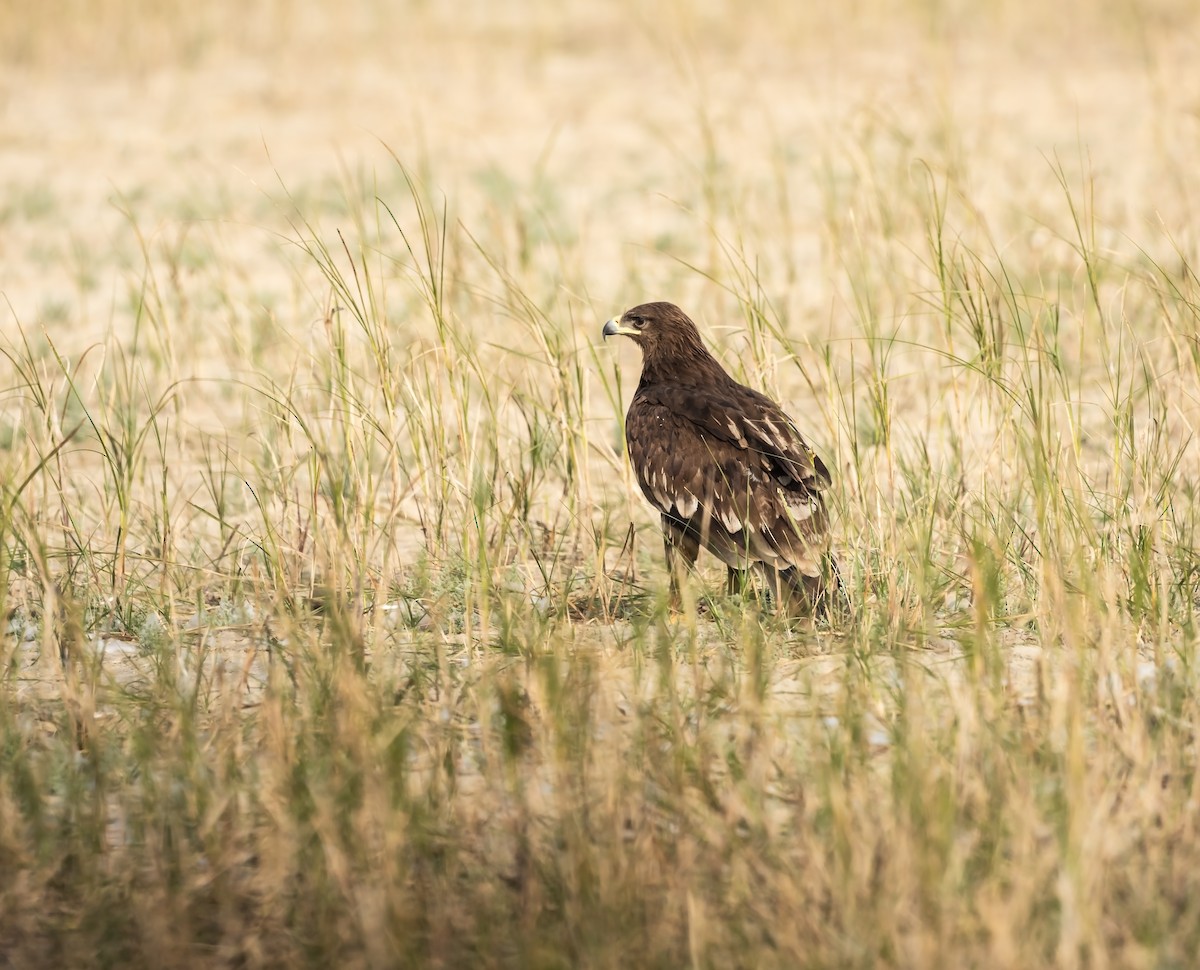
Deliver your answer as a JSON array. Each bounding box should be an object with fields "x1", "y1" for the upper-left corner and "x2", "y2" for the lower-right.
[{"x1": 4, "y1": 0, "x2": 1198, "y2": 340}]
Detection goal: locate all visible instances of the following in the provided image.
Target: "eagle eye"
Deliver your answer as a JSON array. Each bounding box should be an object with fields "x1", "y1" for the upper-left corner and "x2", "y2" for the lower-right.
[{"x1": 630, "y1": 315, "x2": 646, "y2": 329}]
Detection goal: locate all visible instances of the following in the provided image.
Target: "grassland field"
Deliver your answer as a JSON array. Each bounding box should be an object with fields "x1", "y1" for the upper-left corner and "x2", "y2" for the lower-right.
[{"x1": 3, "y1": 1, "x2": 1200, "y2": 966}]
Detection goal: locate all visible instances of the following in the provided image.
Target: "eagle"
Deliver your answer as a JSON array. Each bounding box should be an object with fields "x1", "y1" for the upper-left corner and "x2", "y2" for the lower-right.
[{"x1": 603, "y1": 301, "x2": 838, "y2": 614}]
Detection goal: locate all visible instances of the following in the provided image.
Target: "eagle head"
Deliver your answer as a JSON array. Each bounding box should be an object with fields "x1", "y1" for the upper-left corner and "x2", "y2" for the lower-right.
[{"x1": 602, "y1": 302, "x2": 708, "y2": 365}]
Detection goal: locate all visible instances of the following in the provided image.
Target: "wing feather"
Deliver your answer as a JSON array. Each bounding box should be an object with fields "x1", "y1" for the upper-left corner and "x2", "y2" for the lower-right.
[
  {"x1": 637, "y1": 383, "x2": 831, "y2": 491},
  {"x1": 625, "y1": 382, "x2": 830, "y2": 575}
]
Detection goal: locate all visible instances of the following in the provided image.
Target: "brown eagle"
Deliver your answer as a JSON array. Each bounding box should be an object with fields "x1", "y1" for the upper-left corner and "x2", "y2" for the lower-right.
[{"x1": 603, "y1": 301, "x2": 837, "y2": 613}]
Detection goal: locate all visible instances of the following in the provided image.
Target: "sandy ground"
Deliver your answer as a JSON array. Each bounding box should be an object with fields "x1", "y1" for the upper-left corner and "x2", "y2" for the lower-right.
[{"x1": 3, "y1": 3, "x2": 1198, "y2": 335}]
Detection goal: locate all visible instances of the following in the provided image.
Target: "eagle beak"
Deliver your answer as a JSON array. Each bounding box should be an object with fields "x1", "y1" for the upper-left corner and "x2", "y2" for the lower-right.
[{"x1": 602, "y1": 315, "x2": 637, "y2": 339}]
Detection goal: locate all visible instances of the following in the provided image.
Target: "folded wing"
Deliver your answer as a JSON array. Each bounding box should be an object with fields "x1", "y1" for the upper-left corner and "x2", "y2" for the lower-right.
[{"x1": 625, "y1": 382, "x2": 830, "y2": 577}]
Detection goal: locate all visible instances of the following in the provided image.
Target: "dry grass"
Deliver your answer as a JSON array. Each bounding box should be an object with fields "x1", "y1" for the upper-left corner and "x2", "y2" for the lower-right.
[{"x1": 3, "y1": 1, "x2": 1200, "y2": 966}]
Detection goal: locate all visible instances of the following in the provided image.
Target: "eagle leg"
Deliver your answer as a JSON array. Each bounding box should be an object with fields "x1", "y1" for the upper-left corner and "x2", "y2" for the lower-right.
[
  {"x1": 726, "y1": 566, "x2": 751, "y2": 597},
  {"x1": 775, "y1": 563, "x2": 836, "y2": 617},
  {"x1": 661, "y1": 517, "x2": 700, "y2": 611}
]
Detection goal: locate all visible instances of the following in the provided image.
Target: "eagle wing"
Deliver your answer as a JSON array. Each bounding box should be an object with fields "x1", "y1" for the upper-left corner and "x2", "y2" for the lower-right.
[{"x1": 625, "y1": 382, "x2": 830, "y2": 576}]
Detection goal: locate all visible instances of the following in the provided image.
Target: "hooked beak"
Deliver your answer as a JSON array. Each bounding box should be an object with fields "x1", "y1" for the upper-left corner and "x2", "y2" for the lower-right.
[{"x1": 602, "y1": 314, "x2": 637, "y2": 340}]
